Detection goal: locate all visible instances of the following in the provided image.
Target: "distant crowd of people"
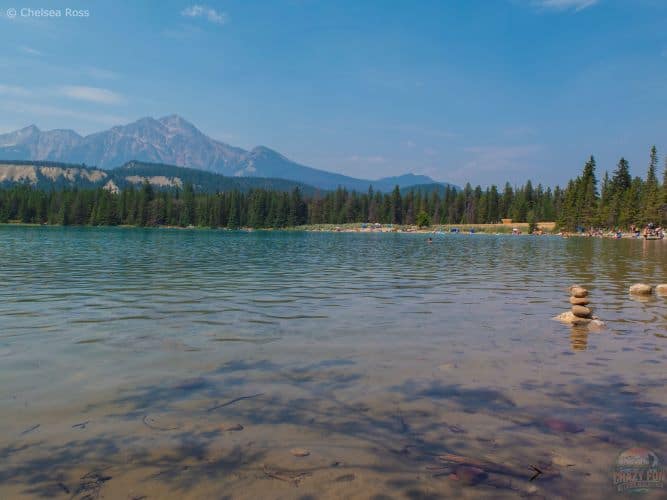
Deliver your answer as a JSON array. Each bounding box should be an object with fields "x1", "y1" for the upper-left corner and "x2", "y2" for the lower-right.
[
  {"x1": 557, "y1": 223, "x2": 665, "y2": 239},
  {"x1": 626, "y1": 223, "x2": 664, "y2": 239}
]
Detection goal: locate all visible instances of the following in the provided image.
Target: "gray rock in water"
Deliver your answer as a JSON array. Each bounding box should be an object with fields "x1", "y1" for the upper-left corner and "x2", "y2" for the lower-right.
[
  {"x1": 555, "y1": 311, "x2": 591, "y2": 326},
  {"x1": 572, "y1": 305, "x2": 593, "y2": 318},
  {"x1": 554, "y1": 311, "x2": 605, "y2": 330},
  {"x1": 453, "y1": 465, "x2": 488, "y2": 485},
  {"x1": 543, "y1": 417, "x2": 584, "y2": 433},
  {"x1": 221, "y1": 423, "x2": 244, "y2": 432},
  {"x1": 629, "y1": 283, "x2": 653, "y2": 295},
  {"x1": 290, "y1": 448, "x2": 310, "y2": 457}
]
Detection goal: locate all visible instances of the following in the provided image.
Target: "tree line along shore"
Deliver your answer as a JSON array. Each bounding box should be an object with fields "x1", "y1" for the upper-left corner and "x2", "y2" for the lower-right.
[{"x1": 0, "y1": 147, "x2": 665, "y2": 231}]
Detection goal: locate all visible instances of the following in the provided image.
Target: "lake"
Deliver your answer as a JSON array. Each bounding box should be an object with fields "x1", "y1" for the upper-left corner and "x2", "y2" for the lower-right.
[{"x1": 1, "y1": 226, "x2": 666, "y2": 499}]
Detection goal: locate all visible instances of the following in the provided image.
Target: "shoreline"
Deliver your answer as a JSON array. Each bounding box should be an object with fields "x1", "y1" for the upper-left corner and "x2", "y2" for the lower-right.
[{"x1": 0, "y1": 221, "x2": 664, "y2": 239}]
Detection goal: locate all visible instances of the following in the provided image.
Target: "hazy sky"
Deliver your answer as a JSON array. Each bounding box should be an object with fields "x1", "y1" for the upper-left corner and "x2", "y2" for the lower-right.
[{"x1": 1, "y1": 0, "x2": 665, "y2": 186}]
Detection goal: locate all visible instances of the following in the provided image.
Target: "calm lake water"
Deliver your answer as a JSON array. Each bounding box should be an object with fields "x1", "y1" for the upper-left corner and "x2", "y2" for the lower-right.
[{"x1": 1, "y1": 226, "x2": 666, "y2": 499}]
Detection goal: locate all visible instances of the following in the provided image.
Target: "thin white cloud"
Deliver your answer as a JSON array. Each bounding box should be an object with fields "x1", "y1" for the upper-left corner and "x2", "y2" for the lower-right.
[
  {"x1": 59, "y1": 85, "x2": 124, "y2": 104},
  {"x1": 181, "y1": 5, "x2": 228, "y2": 25},
  {"x1": 19, "y1": 46, "x2": 42, "y2": 56},
  {"x1": 531, "y1": 0, "x2": 599, "y2": 12},
  {"x1": 0, "y1": 84, "x2": 31, "y2": 97}
]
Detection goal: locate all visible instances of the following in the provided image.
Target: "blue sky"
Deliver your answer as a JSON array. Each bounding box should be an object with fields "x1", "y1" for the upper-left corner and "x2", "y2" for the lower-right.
[{"x1": 1, "y1": 0, "x2": 665, "y2": 186}]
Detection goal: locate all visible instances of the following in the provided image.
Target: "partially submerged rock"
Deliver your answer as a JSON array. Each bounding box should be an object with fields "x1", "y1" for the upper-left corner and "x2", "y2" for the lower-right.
[
  {"x1": 555, "y1": 311, "x2": 604, "y2": 330},
  {"x1": 551, "y1": 452, "x2": 577, "y2": 467},
  {"x1": 543, "y1": 418, "x2": 584, "y2": 434},
  {"x1": 290, "y1": 448, "x2": 311, "y2": 457},
  {"x1": 451, "y1": 465, "x2": 488, "y2": 485},
  {"x1": 629, "y1": 283, "x2": 653, "y2": 295},
  {"x1": 656, "y1": 284, "x2": 667, "y2": 296},
  {"x1": 220, "y1": 423, "x2": 244, "y2": 432}
]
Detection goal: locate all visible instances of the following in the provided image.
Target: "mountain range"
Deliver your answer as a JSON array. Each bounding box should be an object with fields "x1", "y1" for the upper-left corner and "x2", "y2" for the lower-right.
[
  {"x1": 0, "y1": 160, "x2": 320, "y2": 195},
  {"x1": 0, "y1": 115, "x2": 453, "y2": 192}
]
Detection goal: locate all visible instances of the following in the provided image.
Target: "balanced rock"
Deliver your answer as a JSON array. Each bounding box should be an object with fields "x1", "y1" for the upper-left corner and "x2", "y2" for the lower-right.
[
  {"x1": 656, "y1": 284, "x2": 667, "y2": 296},
  {"x1": 571, "y1": 305, "x2": 593, "y2": 318},
  {"x1": 569, "y1": 296, "x2": 590, "y2": 306},
  {"x1": 629, "y1": 283, "x2": 653, "y2": 295},
  {"x1": 570, "y1": 286, "x2": 588, "y2": 298}
]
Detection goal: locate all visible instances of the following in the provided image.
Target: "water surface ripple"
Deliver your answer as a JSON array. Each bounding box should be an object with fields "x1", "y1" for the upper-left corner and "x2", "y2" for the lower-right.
[{"x1": 0, "y1": 227, "x2": 666, "y2": 499}]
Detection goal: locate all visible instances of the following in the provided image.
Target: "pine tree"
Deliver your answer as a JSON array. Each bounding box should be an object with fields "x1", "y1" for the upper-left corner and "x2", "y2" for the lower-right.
[
  {"x1": 642, "y1": 145, "x2": 661, "y2": 224},
  {"x1": 578, "y1": 156, "x2": 598, "y2": 228},
  {"x1": 501, "y1": 183, "x2": 513, "y2": 219},
  {"x1": 390, "y1": 186, "x2": 402, "y2": 224},
  {"x1": 404, "y1": 190, "x2": 415, "y2": 225},
  {"x1": 621, "y1": 177, "x2": 643, "y2": 228},
  {"x1": 367, "y1": 186, "x2": 377, "y2": 222},
  {"x1": 598, "y1": 171, "x2": 612, "y2": 227},
  {"x1": 487, "y1": 185, "x2": 499, "y2": 223},
  {"x1": 59, "y1": 193, "x2": 71, "y2": 226},
  {"x1": 181, "y1": 183, "x2": 195, "y2": 226},
  {"x1": 558, "y1": 179, "x2": 577, "y2": 230},
  {"x1": 227, "y1": 191, "x2": 240, "y2": 229},
  {"x1": 662, "y1": 156, "x2": 667, "y2": 225},
  {"x1": 611, "y1": 157, "x2": 631, "y2": 193},
  {"x1": 290, "y1": 187, "x2": 307, "y2": 226}
]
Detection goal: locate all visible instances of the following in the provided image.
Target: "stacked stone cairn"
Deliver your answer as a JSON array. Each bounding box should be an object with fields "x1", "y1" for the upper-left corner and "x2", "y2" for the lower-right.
[
  {"x1": 569, "y1": 286, "x2": 593, "y2": 323},
  {"x1": 554, "y1": 285, "x2": 604, "y2": 327}
]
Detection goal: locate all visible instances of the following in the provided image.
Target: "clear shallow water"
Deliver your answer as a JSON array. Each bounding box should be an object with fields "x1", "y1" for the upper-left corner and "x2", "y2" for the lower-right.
[{"x1": 0, "y1": 226, "x2": 666, "y2": 499}]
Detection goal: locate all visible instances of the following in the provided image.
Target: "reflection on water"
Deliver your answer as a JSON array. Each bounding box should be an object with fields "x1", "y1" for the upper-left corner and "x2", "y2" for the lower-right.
[
  {"x1": 570, "y1": 326, "x2": 590, "y2": 352},
  {"x1": 0, "y1": 227, "x2": 666, "y2": 499}
]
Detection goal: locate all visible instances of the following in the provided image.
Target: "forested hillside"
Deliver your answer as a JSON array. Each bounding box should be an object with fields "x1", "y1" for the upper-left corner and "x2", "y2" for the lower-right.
[{"x1": 1, "y1": 147, "x2": 665, "y2": 229}]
